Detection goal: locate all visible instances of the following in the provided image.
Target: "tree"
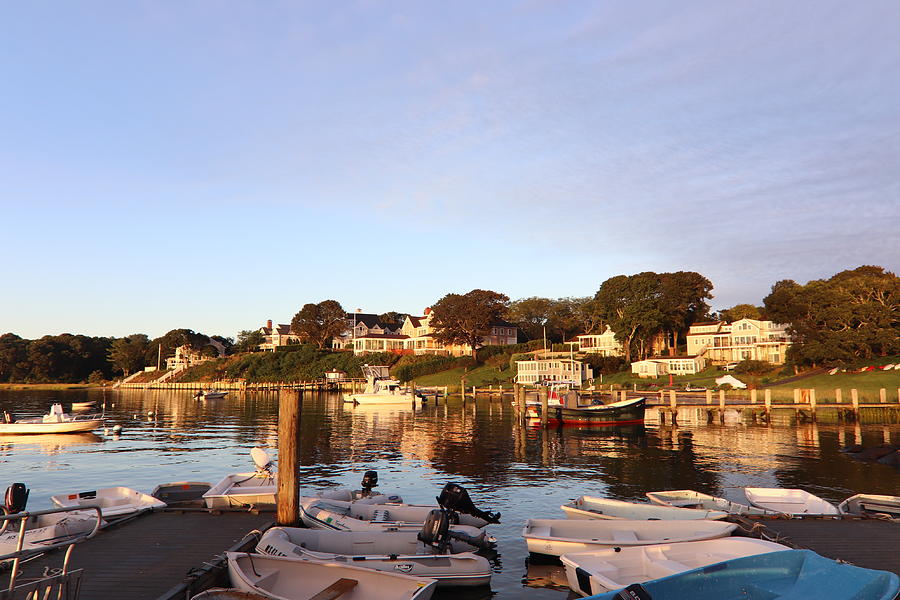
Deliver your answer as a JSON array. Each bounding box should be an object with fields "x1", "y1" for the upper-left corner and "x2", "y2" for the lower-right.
[
  {"x1": 507, "y1": 297, "x2": 554, "y2": 341},
  {"x1": 145, "y1": 329, "x2": 210, "y2": 367},
  {"x1": 657, "y1": 271, "x2": 714, "y2": 352},
  {"x1": 0, "y1": 333, "x2": 28, "y2": 382},
  {"x1": 430, "y1": 289, "x2": 510, "y2": 358},
  {"x1": 235, "y1": 330, "x2": 265, "y2": 353},
  {"x1": 291, "y1": 300, "x2": 346, "y2": 349},
  {"x1": 109, "y1": 334, "x2": 150, "y2": 376},
  {"x1": 594, "y1": 273, "x2": 665, "y2": 362},
  {"x1": 378, "y1": 312, "x2": 408, "y2": 328},
  {"x1": 718, "y1": 304, "x2": 764, "y2": 322}
]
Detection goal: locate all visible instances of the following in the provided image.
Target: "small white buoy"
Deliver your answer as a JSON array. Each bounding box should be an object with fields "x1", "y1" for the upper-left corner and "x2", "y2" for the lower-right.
[
  {"x1": 148, "y1": 411, "x2": 155, "y2": 417},
  {"x1": 103, "y1": 427, "x2": 110, "y2": 435},
  {"x1": 112, "y1": 424, "x2": 122, "y2": 433},
  {"x1": 132, "y1": 414, "x2": 138, "y2": 419}
]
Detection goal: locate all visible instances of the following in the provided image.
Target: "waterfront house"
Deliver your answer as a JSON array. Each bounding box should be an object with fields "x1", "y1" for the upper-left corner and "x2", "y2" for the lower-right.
[
  {"x1": 574, "y1": 326, "x2": 624, "y2": 356},
  {"x1": 165, "y1": 341, "x2": 226, "y2": 371},
  {"x1": 333, "y1": 312, "x2": 402, "y2": 351},
  {"x1": 686, "y1": 318, "x2": 791, "y2": 365},
  {"x1": 631, "y1": 355, "x2": 707, "y2": 378},
  {"x1": 515, "y1": 357, "x2": 594, "y2": 386},
  {"x1": 258, "y1": 320, "x2": 302, "y2": 351}
]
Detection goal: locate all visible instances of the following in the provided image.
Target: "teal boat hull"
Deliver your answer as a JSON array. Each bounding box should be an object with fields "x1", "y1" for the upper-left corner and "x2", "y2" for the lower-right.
[{"x1": 584, "y1": 550, "x2": 899, "y2": 600}]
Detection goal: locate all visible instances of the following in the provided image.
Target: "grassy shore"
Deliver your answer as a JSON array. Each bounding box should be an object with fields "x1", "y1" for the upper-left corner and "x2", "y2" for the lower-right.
[{"x1": 0, "y1": 383, "x2": 100, "y2": 390}]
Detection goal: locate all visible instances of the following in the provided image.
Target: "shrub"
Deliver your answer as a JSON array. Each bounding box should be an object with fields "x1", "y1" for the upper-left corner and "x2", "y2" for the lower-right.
[
  {"x1": 733, "y1": 360, "x2": 772, "y2": 376},
  {"x1": 581, "y1": 355, "x2": 627, "y2": 374},
  {"x1": 392, "y1": 355, "x2": 474, "y2": 382}
]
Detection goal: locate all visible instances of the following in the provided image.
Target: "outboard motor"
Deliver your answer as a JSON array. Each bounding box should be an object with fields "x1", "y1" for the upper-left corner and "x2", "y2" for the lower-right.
[
  {"x1": 360, "y1": 470, "x2": 378, "y2": 496},
  {"x1": 417, "y1": 509, "x2": 496, "y2": 553},
  {"x1": 437, "y1": 483, "x2": 501, "y2": 524},
  {"x1": 5, "y1": 483, "x2": 29, "y2": 514}
]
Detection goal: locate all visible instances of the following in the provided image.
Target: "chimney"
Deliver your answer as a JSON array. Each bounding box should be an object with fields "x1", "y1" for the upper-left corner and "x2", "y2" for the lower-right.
[
  {"x1": 267, "y1": 319, "x2": 273, "y2": 329},
  {"x1": 423, "y1": 307, "x2": 431, "y2": 315}
]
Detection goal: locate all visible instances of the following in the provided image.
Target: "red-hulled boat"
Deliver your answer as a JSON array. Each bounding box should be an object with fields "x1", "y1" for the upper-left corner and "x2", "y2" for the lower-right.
[{"x1": 527, "y1": 396, "x2": 645, "y2": 425}]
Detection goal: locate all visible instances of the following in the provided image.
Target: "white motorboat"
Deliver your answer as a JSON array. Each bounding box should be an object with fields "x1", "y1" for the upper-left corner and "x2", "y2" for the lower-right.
[
  {"x1": 645, "y1": 490, "x2": 780, "y2": 516},
  {"x1": 838, "y1": 494, "x2": 900, "y2": 518},
  {"x1": 522, "y1": 519, "x2": 737, "y2": 556},
  {"x1": 561, "y1": 496, "x2": 727, "y2": 521},
  {"x1": 300, "y1": 498, "x2": 493, "y2": 532},
  {"x1": 151, "y1": 481, "x2": 212, "y2": 505},
  {"x1": 256, "y1": 527, "x2": 491, "y2": 587},
  {"x1": 203, "y1": 472, "x2": 277, "y2": 509},
  {"x1": 560, "y1": 538, "x2": 790, "y2": 596},
  {"x1": 226, "y1": 551, "x2": 438, "y2": 600},
  {"x1": 744, "y1": 487, "x2": 839, "y2": 515},
  {"x1": 50, "y1": 486, "x2": 166, "y2": 517},
  {"x1": 345, "y1": 366, "x2": 418, "y2": 405},
  {"x1": 0, "y1": 404, "x2": 102, "y2": 435}
]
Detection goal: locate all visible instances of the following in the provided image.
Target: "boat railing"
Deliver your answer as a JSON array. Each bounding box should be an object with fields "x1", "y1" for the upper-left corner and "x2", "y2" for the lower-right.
[{"x1": 1, "y1": 504, "x2": 104, "y2": 593}]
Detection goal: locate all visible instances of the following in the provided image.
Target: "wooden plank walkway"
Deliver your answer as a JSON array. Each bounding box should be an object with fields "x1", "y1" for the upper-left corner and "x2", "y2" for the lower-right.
[
  {"x1": 743, "y1": 518, "x2": 900, "y2": 576},
  {"x1": 13, "y1": 511, "x2": 272, "y2": 600}
]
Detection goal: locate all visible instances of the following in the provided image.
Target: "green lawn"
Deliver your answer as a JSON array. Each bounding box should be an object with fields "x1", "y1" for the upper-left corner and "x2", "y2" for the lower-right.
[{"x1": 414, "y1": 364, "x2": 515, "y2": 391}]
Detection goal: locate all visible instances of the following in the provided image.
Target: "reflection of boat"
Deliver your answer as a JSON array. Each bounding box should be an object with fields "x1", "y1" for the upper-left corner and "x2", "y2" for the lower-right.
[
  {"x1": 646, "y1": 490, "x2": 778, "y2": 516},
  {"x1": 0, "y1": 432, "x2": 102, "y2": 453},
  {"x1": 560, "y1": 538, "x2": 790, "y2": 596},
  {"x1": 522, "y1": 519, "x2": 737, "y2": 556},
  {"x1": 256, "y1": 527, "x2": 492, "y2": 587},
  {"x1": 561, "y1": 496, "x2": 727, "y2": 521},
  {"x1": 50, "y1": 486, "x2": 166, "y2": 517},
  {"x1": 0, "y1": 404, "x2": 103, "y2": 434},
  {"x1": 523, "y1": 562, "x2": 571, "y2": 590},
  {"x1": 528, "y1": 397, "x2": 646, "y2": 426},
  {"x1": 839, "y1": 494, "x2": 900, "y2": 518},
  {"x1": 345, "y1": 366, "x2": 417, "y2": 405},
  {"x1": 744, "y1": 487, "x2": 839, "y2": 516},
  {"x1": 581, "y1": 550, "x2": 900, "y2": 600},
  {"x1": 227, "y1": 551, "x2": 438, "y2": 600}
]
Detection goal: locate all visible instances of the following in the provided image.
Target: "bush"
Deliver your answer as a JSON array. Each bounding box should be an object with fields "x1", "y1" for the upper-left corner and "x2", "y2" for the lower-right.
[
  {"x1": 581, "y1": 355, "x2": 627, "y2": 374},
  {"x1": 475, "y1": 341, "x2": 543, "y2": 363},
  {"x1": 733, "y1": 360, "x2": 772, "y2": 376},
  {"x1": 392, "y1": 355, "x2": 474, "y2": 382},
  {"x1": 484, "y1": 354, "x2": 508, "y2": 369}
]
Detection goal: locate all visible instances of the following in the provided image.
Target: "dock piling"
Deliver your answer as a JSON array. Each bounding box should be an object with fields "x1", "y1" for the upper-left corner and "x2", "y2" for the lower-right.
[
  {"x1": 539, "y1": 387, "x2": 549, "y2": 428},
  {"x1": 276, "y1": 389, "x2": 301, "y2": 526}
]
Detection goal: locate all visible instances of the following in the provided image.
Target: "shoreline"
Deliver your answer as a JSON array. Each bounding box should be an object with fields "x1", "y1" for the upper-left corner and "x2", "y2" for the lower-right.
[{"x1": 0, "y1": 383, "x2": 107, "y2": 391}]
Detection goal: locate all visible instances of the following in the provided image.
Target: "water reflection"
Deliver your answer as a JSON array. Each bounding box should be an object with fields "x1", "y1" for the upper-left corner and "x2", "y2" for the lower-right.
[{"x1": 0, "y1": 432, "x2": 102, "y2": 455}]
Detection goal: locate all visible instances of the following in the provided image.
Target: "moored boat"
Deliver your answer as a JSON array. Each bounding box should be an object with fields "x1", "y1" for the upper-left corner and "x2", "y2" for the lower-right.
[
  {"x1": 0, "y1": 404, "x2": 103, "y2": 435},
  {"x1": 151, "y1": 482, "x2": 212, "y2": 505},
  {"x1": 203, "y1": 472, "x2": 276, "y2": 509},
  {"x1": 528, "y1": 397, "x2": 645, "y2": 426},
  {"x1": 579, "y1": 549, "x2": 900, "y2": 600},
  {"x1": 561, "y1": 496, "x2": 727, "y2": 521},
  {"x1": 50, "y1": 486, "x2": 166, "y2": 517},
  {"x1": 255, "y1": 527, "x2": 491, "y2": 587},
  {"x1": 744, "y1": 487, "x2": 839, "y2": 515},
  {"x1": 300, "y1": 498, "x2": 493, "y2": 531},
  {"x1": 226, "y1": 551, "x2": 438, "y2": 600},
  {"x1": 838, "y1": 494, "x2": 900, "y2": 518},
  {"x1": 646, "y1": 489, "x2": 779, "y2": 515},
  {"x1": 195, "y1": 390, "x2": 228, "y2": 400},
  {"x1": 561, "y1": 538, "x2": 790, "y2": 596},
  {"x1": 522, "y1": 518, "x2": 737, "y2": 556}
]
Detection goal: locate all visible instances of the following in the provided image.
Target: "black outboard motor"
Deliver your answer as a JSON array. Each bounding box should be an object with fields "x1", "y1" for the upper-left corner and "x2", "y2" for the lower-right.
[
  {"x1": 437, "y1": 483, "x2": 501, "y2": 524},
  {"x1": 360, "y1": 470, "x2": 378, "y2": 496},
  {"x1": 417, "y1": 509, "x2": 496, "y2": 553},
  {"x1": 5, "y1": 483, "x2": 29, "y2": 514}
]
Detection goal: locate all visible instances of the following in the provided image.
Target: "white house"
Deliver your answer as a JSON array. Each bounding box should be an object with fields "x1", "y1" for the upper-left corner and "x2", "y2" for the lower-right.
[
  {"x1": 258, "y1": 320, "x2": 302, "y2": 351},
  {"x1": 631, "y1": 355, "x2": 707, "y2": 378},
  {"x1": 631, "y1": 360, "x2": 669, "y2": 379},
  {"x1": 333, "y1": 313, "x2": 402, "y2": 351},
  {"x1": 686, "y1": 318, "x2": 791, "y2": 365},
  {"x1": 575, "y1": 326, "x2": 623, "y2": 357},
  {"x1": 515, "y1": 358, "x2": 594, "y2": 386}
]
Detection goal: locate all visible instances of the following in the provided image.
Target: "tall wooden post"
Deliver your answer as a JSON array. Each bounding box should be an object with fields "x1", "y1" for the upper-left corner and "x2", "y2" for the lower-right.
[
  {"x1": 539, "y1": 387, "x2": 549, "y2": 428},
  {"x1": 705, "y1": 389, "x2": 712, "y2": 405},
  {"x1": 719, "y1": 389, "x2": 726, "y2": 410},
  {"x1": 809, "y1": 389, "x2": 817, "y2": 419},
  {"x1": 750, "y1": 389, "x2": 757, "y2": 404},
  {"x1": 851, "y1": 389, "x2": 859, "y2": 419},
  {"x1": 277, "y1": 390, "x2": 301, "y2": 526},
  {"x1": 879, "y1": 388, "x2": 886, "y2": 404},
  {"x1": 793, "y1": 388, "x2": 800, "y2": 404},
  {"x1": 835, "y1": 388, "x2": 842, "y2": 404}
]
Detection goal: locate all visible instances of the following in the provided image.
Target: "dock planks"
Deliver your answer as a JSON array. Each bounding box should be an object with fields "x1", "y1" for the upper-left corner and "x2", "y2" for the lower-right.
[{"x1": 13, "y1": 510, "x2": 272, "y2": 600}]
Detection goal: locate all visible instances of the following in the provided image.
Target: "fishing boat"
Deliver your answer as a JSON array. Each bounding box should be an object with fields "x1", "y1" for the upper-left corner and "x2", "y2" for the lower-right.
[
  {"x1": 226, "y1": 552, "x2": 438, "y2": 600},
  {"x1": 0, "y1": 404, "x2": 103, "y2": 435},
  {"x1": 838, "y1": 494, "x2": 900, "y2": 518},
  {"x1": 744, "y1": 487, "x2": 839, "y2": 515},
  {"x1": 345, "y1": 367, "x2": 418, "y2": 405},
  {"x1": 579, "y1": 550, "x2": 900, "y2": 600},
  {"x1": 645, "y1": 490, "x2": 780, "y2": 516},
  {"x1": 151, "y1": 481, "x2": 212, "y2": 505},
  {"x1": 50, "y1": 486, "x2": 166, "y2": 517},
  {"x1": 528, "y1": 396, "x2": 646, "y2": 426},
  {"x1": 560, "y1": 538, "x2": 790, "y2": 596},
  {"x1": 522, "y1": 519, "x2": 737, "y2": 556},
  {"x1": 561, "y1": 496, "x2": 727, "y2": 521},
  {"x1": 255, "y1": 527, "x2": 492, "y2": 587},
  {"x1": 195, "y1": 390, "x2": 228, "y2": 400}
]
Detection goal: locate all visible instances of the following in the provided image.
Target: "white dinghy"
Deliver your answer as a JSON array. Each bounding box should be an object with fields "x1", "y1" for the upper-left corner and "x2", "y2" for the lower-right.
[
  {"x1": 226, "y1": 552, "x2": 437, "y2": 600},
  {"x1": 314, "y1": 471, "x2": 403, "y2": 504},
  {"x1": 744, "y1": 487, "x2": 839, "y2": 515},
  {"x1": 839, "y1": 494, "x2": 900, "y2": 518},
  {"x1": 646, "y1": 490, "x2": 779, "y2": 516},
  {"x1": 561, "y1": 496, "x2": 727, "y2": 521},
  {"x1": 256, "y1": 527, "x2": 492, "y2": 587},
  {"x1": 522, "y1": 519, "x2": 737, "y2": 557},
  {"x1": 560, "y1": 538, "x2": 790, "y2": 596},
  {"x1": 0, "y1": 404, "x2": 103, "y2": 435},
  {"x1": 301, "y1": 499, "x2": 492, "y2": 534},
  {"x1": 51, "y1": 486, "x2": 165, "y2": 517}
]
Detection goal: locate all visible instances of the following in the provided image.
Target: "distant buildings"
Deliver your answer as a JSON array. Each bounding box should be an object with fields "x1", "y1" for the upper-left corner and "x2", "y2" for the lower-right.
[
  {"x1": 165, "y1": 341, "x2": 227, "y2": 370},
  {"x1": 515, "y1": 357, "x2": 594, "y2": 386},
  {"x1": 258, "y1": 320, "x2": 301, "y2": 351},
  {"x1": 631, "y1": 356, "x2": 707, "y2": 378},
  {"x1": 574, "y1": 326, "x2": 623, "y2": 356},
  {"x1": 687, "y1": 318, "x2": 791, "y2": 365}
]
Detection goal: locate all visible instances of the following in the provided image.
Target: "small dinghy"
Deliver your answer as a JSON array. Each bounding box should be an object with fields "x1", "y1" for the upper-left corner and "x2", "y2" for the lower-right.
[
  {"x1": 744, "y1": 487, "x2": 839, "y2": 515},
  {"x1": 190, "y1": 589, "x2": 268, "y2": 600},
  {"x1": 580, "y1": 549, "x2": 900, "y2": 600},
  {"x1": 646, "y1": 490, "x2": 779, "y2": 516},
  {"x1": 839, "y1": 494, "x2": 900, "y2": 518},
  {"x1": 561, "y1": 496, "x2": 727, "y2": 521},
  {"x1": 50, "y1": 486, "x2": 165, "y2": 517},
  {"x1": 523, "y1": 519, "x2": 737, "y2": 557},
  {"x1": 0, "y1": 404, "x2": 103, "y2": 435},
  {"x1": 256, "y1": 525, "x2": 492, "y2": 587},
  {"x1": 195, "y1": 390, "x2": 228, "y2": 400},
  {"x1": 560, "y1": 538, "x2": 790, "y2": 596},
  {"x1": 226, "y1": 552, "x2": 438, "y2": 600},
  {"x1": 204, "y1": 448, "x2": 277, "y2": 509},
  {"x1": 314, "y1": 471, "x2": 403, "y2": 504},
  {"x1": 152, "y1": 482, "x2": 212, "y2": 505}
]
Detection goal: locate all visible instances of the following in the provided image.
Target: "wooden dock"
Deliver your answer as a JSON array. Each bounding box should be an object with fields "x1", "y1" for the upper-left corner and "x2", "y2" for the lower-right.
[{"x1": 11, "y1": 510, "x2": 272, "y2": 600}]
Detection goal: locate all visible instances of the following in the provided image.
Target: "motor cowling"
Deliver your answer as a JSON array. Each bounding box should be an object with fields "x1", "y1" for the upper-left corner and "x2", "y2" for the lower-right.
[
  {"x1": 5, "y1": 483, "x2": 29, "y2": 514},
  {"x1": 360, "y1": 470, "x2": 379, "y2": 495},
  {"x1": 436, "y1": 483, "x2": 501, "y2": 524},
  {"x1": 417, "y1": 509, "x2": 451, "y2": 550}
]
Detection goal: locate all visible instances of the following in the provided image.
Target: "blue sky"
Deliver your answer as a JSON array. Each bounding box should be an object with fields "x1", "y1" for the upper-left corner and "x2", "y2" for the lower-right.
[{"x1": 2, "y1": 1, "x2": 898, "y2": 340}]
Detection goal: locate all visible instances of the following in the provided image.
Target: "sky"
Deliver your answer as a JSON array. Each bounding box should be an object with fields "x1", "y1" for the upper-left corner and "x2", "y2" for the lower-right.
[{"x1": 1, "y1": 0, "x2": 898, "y2": 340}]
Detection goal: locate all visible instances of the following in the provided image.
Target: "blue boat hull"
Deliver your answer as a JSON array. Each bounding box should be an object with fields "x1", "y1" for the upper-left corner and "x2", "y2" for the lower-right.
[{"x1": 584, "y1": 550, "x2": 899, "y2": 600}]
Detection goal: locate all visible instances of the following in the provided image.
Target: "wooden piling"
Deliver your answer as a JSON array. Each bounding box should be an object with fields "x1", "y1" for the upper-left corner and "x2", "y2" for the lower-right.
[
  {"x1": 750, "y1": 389, "x2": 757, "y2": 404},
  {"x1": 793, "y1": 388, "x2": 801, "y2": 404},
  {"x1": 718, "y1": 389, "x2": 726, "y2": 410},
  {"x1": 539, "y1": 387, "x2": 549, "y2": 428},
  {"x1": 851, "y1": 389, "x2": 859, "y2": 418},
  {"x1": 879, "y1": 388, "x2": 886, "y2": 404},
  {"x1": 705, "y1": 389, "x2": 713, "y2": 405},
  {"x1": 809, "y1": 389, "x2": 817, "y2": 419},
  {"x1": 835, "y1": 388, "x2": 842, "y2": 404},
  {"x1": 669, "y1": 390, "x2": 677, "y2": 411},
  {"x1": 277, "y1": 389, "x2": 301, "y2": 526}
]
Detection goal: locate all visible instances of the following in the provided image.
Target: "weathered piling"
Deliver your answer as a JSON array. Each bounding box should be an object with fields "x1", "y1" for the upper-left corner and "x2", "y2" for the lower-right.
[
  {"x1": 539, "y1": 387, "x2": 549, "y2": 428},
  {"x1": 276, "y1": 389, "x2": 301, "y2": 526}
]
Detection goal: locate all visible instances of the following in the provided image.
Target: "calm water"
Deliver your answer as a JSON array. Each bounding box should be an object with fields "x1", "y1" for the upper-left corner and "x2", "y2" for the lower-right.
[{"x1": 1, "y1": 389, "x2": 898, "y2": 599}]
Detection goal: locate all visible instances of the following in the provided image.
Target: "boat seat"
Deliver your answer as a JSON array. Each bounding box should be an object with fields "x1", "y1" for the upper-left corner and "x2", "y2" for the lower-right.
[
  {"x1": 611, "y1": 530, "x2": 639, "y2": 542},
  {"x1": 309, "y1": 577, "x2": 358, "y2": 600},
  {"x1": 371, "y1": 509, "x2": 390, "y2": 522}
]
